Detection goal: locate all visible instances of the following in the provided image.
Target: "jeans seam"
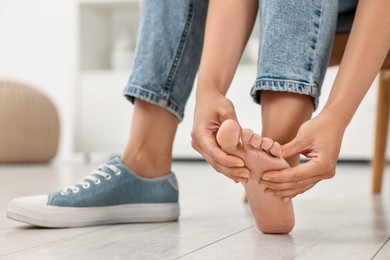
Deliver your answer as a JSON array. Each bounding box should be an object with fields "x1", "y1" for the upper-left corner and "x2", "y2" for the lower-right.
[
  {"x1": 254, "y1": 79, "x2": 317, "y2": 93},
  {"x1": 164, "y1": 1, "x2": 195, "y2": 93},
  {"x1": 308, "y1": 1, "x2": 325, "y2": 87},
  {"x1": 251, "y1": 78, "x2": 320, "y2": 109}
]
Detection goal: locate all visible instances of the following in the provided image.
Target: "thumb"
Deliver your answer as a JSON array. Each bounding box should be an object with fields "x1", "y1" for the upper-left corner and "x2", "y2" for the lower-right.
[
  {"x1": 220, "y1": 98, "x2": 238, "y2": 122},
  {"x1": 282, "y1": 136, "x2": 307, "y2": 159}
]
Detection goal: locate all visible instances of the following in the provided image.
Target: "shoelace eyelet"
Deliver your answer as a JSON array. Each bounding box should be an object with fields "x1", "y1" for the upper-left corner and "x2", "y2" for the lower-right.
[{"x1": 60, "y1": 163, "x2": 119, "y2": 194}]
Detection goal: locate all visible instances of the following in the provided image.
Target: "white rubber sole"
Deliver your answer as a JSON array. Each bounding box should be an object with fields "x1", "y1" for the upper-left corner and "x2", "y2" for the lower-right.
[{"x1": 7, "y1": 199, "x2": 180, "y2": 228}]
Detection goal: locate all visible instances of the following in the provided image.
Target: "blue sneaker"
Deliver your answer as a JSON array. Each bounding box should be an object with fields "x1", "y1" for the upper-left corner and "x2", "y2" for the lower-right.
[{"x1": 7, "y1": 157, "x2": 179, "y2": 228}]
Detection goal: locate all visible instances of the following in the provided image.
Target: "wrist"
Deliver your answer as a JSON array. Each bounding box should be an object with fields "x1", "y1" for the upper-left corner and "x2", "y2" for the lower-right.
[
  {"x1": 320, "y1": 105, "x2": 350, "y2": 130},
  {"x1": 196, "y1": 74, "x2": 232, "y2": 98},
  {"x1": 195, "y1": 85, "x2": 226, "y2": 100}
]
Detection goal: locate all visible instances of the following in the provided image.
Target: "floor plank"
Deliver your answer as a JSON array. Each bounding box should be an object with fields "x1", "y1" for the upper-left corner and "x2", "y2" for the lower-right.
[
  {"x1": 1, "y1": 162, "x2": 253, "y2": 259},
  {"x1": 1, "y1": 161, "x2": 389, "y2": 259},
  {"x1": 180, "y1": 165, "x2": 390, "y2": 260},
  {"x1": 373, "y1": 238, "x2": 390, "y2": 260},
  {"x1": 0, "y1": 163, "x2": 102, "y2": 256}
]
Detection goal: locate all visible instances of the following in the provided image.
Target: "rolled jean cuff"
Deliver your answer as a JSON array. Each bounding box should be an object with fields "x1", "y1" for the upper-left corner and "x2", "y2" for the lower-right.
[
  {"x1": 250, "y1": 79, "x2": 320, "y2": 110},
  {"x1": 123, "y1": 84, "x2": 184, "y2": 121}
]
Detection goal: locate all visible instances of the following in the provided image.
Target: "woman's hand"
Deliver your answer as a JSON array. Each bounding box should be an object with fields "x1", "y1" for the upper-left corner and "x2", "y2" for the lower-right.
[
  {"x1": 191, "y1": 90, "x2": 250, "y2": 183},
  {"x1": 261, "y1": 109, "x2": 347, "y2": 200}
]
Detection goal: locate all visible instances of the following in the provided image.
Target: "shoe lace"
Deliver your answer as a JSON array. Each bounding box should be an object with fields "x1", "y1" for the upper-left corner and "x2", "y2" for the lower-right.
[{"x1": 61, "y1": 164, "x2": 121, "y2": 195}]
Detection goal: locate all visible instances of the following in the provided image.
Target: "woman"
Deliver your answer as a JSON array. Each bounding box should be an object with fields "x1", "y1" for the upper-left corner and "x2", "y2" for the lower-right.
[{"x1": 9, "y1": 0, "x2": 385, "y2": 234}]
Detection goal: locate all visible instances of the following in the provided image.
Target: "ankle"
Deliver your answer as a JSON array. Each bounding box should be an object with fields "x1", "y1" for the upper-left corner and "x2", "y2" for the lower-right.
[{"x1": 120, "y1": 151, "x2": 172, "y2": 178}]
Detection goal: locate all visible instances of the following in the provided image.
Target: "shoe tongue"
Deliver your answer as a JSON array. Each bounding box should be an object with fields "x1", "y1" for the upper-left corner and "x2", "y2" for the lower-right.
[
  {"x1": 104, "y1": 157, "x2": 128, "y2": 173},
  {"x1": 106, "y1": 157, "x2": 121, "y2": 166}
]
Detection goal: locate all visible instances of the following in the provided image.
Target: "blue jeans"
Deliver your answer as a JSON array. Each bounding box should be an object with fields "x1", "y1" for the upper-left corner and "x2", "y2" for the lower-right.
[{"x1": 124, "y1": 0, "x2": 358, "y2": 121}]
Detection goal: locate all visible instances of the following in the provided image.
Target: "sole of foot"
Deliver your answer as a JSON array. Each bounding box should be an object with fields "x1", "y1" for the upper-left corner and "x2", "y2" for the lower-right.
[{"x1": 217, "y1": 119, "x2": 295, "y2": 234}]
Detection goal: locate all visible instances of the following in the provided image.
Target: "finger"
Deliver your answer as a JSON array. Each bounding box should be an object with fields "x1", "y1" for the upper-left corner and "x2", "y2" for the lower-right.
[
  {"x1": 265, "y1": 182, "x2": 317, "y2": 198},
  {"x1": 205, "y1": 151, "x2": 251, "y2": 180},
  {"x1": 219, "y1": 99, "x2": 239, "y2": 122},
  {"x1": 262, "y1": 160, "x2": 322, "y2": 183},
  {"x1": 200, "y1": 148, "x2": 250, "y2": 180},
  {"x1": 210, "y1": 161, "x2": 248, "y2": 182},
  {"x1": 211, "y1": 146, "x2": 246, "y2": 167},
  {"x1": 212, "y1": 161, "x2": 250, "y2": 178},
  {"x1": 192, "y1": 132, "x2": 245, "y2": 167},
  {"x1": 261, "y1": 175, "x2": 323, "y2": 191},
  {"x1": 281, "y1": 137, "x2": 308, "y2": 159},
  {"x1": 216, "y1": 167, "x2": 250, "y2": 183},
  {"x1": 235, "y1": 177, "x2": 249, "y2": 184}
]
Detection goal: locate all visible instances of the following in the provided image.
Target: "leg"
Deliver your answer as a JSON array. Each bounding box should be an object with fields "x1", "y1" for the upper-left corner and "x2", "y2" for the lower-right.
[
  {"x1": 245, "y1": 0, "x2": 339, "y2": 233},
  {"x1": 121, "y1": 0, "x2": 208, "y2": 178},
  {"x1": 7, "y1": 0, "x2": 208, "y2": 228},
  {"x1": 261, "y1": 91, "x2": 313, "y2": 165},
  {"x1": 257, "y1": 92, "x2": 313, "y2": 233},
  {"x1": 121, "y1": 99, "x2": 179, "y2": 178}
]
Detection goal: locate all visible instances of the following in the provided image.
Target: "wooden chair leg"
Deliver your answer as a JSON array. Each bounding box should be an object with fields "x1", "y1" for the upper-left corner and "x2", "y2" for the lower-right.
[{"x1": 373, "y1": 71, "x2": 390, "y2": 194}]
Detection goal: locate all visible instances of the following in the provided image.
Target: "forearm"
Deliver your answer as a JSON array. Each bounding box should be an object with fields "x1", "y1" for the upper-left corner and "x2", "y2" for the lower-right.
[
  {"x1": 196, "y1": 0, "x2": 257, "y2": 97},
  {"x1": 323, "y1": 0, "x2": 390, "y2": 126}
]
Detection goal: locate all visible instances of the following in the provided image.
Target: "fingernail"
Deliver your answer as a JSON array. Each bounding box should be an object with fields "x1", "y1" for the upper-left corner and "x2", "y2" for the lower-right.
[
  {"x1": 283, "y1": 198, "x2": 290, "y2": 203},
  {"x1": 236, "y1": 160, "x2": 245, "y2": 167},
  {"x1": 239, "y1": 173, "x2": 250, "y2": 178},
  {"x1": 239, "y1": 178, "x2": 248, "y2": 184},
  {"x1": 262, "y1": 175, "x2": 271, "y2": 181}
]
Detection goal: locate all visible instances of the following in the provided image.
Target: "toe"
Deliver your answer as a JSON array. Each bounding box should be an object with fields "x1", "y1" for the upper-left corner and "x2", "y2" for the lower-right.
[
  {"x1": 241, "y1": 128, "x2": 254, "y2": 144},
  {"x1": 261, "y1": 137, "x2": 274, "y2": 151},
  {"x1": 269, "y1": 142, "x2": 283, "y2": 157},
  {"x1": 217, "y1": 119, "x2": 241, "y2": 151},
  {"x1": 249, "y1": 133, "x2": 262, "y2": 148}
]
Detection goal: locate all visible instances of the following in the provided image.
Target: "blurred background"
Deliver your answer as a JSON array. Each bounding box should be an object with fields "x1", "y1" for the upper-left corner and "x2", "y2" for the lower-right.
[{"x1": 0, "y1": 0, "x2": 381, "y2": 165}]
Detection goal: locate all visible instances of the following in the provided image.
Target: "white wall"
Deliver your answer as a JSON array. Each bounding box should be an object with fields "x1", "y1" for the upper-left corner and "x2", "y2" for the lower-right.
[
  {"x1": 0, "y1": 0, "x2": 77, "y2": 161},
  {"x1": 0, "y1": 0, "x2": 382, "y2": 163}
]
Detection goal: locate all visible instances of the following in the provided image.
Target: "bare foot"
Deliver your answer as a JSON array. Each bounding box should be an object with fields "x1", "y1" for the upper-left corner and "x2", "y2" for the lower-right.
[{"x1": 216, "y1": 119, "x2": 295, "y2": 234}]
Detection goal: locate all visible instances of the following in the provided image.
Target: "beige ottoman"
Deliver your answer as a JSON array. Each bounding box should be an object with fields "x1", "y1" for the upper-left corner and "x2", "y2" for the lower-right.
[{"x1": 0, "y1": 81, "x2": 60, "y2": 163}]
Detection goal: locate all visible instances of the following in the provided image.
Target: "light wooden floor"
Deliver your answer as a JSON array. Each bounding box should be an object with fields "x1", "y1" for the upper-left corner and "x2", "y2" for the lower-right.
[{"x1": 1, "y1": 160, "x2": 390, "y2": 260}]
